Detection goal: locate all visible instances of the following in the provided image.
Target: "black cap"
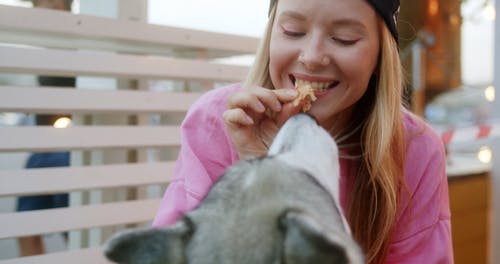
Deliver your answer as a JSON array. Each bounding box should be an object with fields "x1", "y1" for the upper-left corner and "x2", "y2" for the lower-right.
[
  {"x1": 268, "y1": 0, "x2": 400, "y2": 43},
  {"x1": 367, "y1": 0, "x2": 400, "y2": 43}
]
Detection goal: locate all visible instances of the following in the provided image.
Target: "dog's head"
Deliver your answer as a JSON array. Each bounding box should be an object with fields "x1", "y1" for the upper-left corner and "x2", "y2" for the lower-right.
[{"x1": 104, "y1": 114, "x2": 363, "y2": 264}]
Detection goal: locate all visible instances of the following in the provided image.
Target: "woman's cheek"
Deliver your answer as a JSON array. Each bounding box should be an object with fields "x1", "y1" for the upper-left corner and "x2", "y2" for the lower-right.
[
  {"x1": 269, "y1": 43, "x2": 289, "y2": 87},
  {"x1": 335, "y1": 51, "x2": 376, "y2": 81}
]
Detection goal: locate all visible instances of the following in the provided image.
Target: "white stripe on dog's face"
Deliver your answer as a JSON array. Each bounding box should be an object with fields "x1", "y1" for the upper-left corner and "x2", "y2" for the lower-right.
[
  {"x1": 268, "y1": 114, "x2": 338, "y2": 192},
  {"x1": 268, "y1": 114, "x2": 350, "y2": 234},
  {"x1": 269, "y1": 114, "x2": 337, "y2": 161}
]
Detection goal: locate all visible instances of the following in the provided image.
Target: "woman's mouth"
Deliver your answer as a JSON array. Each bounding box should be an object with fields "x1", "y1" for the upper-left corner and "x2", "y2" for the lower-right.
[{"x1": 291, "y1": 76, "x2": 340, "y2": 92}]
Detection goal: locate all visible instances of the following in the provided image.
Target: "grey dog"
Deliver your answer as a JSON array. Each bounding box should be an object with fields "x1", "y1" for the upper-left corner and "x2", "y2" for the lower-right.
[{"x1": 104, "y1": 114, "x2": 363, "y2": 264}]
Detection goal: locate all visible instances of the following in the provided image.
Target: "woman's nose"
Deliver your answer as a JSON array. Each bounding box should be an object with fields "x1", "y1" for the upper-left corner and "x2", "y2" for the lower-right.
[{"x1": 298, "y1": 37, "x2": 331, "y2": 70}]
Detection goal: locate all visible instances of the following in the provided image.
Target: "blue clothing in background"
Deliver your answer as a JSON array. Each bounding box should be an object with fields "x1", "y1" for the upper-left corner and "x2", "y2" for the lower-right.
[{"x1": 16, "y1": 152, "x2": 70, "y2": 211}]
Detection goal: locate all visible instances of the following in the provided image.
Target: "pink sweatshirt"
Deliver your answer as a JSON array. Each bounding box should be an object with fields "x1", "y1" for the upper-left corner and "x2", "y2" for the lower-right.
[{"x1": 153, "y1": 83, "x2": 454, "y2": 263}]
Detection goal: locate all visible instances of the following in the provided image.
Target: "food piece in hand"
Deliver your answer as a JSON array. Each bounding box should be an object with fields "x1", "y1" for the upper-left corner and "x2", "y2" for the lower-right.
[{"x1": 292, "y1": 82, "x2": 317, "y2": 112}]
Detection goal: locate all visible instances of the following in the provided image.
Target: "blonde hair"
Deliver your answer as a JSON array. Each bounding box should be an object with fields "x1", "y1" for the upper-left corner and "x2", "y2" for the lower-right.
[
  {"x1": 243, "y1": 4, "x2": 276, "y2": 90},
  {"x1": 347, "y1": 20, "x2": 406, "y2": 264},
  {"x1": 245, "y1": 6, "x2": 406, "y2": 264}
]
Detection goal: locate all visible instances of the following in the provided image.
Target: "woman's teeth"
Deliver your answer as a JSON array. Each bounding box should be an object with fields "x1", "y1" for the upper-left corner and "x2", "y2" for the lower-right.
[{"x1": 295, "y1": 78, "x2": 335, "y2": 92}]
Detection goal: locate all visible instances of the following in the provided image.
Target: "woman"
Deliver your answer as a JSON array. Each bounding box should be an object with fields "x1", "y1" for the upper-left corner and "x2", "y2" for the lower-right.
[{"x1": 154, "y1": 0, "x2": 453, "y2": 263}]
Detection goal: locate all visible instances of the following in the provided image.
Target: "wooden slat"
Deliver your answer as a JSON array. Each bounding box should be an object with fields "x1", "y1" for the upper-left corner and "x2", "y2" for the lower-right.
[
  {"x1": 0, "y1": 199, "x2": 160, "y2": 239},
  {"x1": 0, "y1": 126, "x2": 181, "y2": 152},
  {"x1": 0, "y1": 86, "x2": 201, "y2": 114},
  {"x1": 0, "y1": 5, "x2": 258, "y2": 57},
  {"x1": 0, "y1": 247, "x2": 111, "y2": 264},
  {"x1": 0, "y1": 46, "x2": 249, "y2": 82},
  {"x1": 0, "y1": 162, "x2": 173, "y2": 196}
]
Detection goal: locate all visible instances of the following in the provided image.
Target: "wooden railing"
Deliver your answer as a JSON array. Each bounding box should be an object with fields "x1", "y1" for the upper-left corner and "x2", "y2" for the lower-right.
[{"x1": 0, "y1": 4, "x2": 258, "y2": 263}]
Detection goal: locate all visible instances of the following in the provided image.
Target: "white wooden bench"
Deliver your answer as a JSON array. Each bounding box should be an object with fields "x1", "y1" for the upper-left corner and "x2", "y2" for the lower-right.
[{"x1": 0, "y1": 4, "x2": 258, "y2": 263}]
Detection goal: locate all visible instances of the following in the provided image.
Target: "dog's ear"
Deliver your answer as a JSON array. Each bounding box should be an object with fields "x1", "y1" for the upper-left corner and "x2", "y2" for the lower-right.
[
  {"x1": 104, "y1": 217, "x2": 193, "y2": 264},
  {"x1": 280, "y1": 210, "x2": 362, "y2": 264}
]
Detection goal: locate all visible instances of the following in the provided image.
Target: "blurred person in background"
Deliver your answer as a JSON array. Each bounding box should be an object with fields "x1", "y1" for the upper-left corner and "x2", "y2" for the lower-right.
[{"x1": 17, "y1": 0, "x2": 74, "y2": 257}]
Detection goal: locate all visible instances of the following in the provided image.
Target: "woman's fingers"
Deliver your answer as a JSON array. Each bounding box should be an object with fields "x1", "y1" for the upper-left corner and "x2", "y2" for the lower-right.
[
  {"x1": 223, "y1": 107, "x2": 268, "y2": 159},
  {"x1": 224, "y1": 87, "x2": 301, "y2": 159},
  {"x1": 223, "y1": 108, "x2": 254, "y2": 127},
  {"x1": 251, "y1": 88, "x2": 289, "y2": 112},
  {"x1": 273, "y1": 88, "x2": 298, "y2": 103},
  {"x1": 227, "y1": 87, "x2": 297, "y2": 114},
  {"x1": 227, "y1": 92, "x2": 265, "y2": 113},
  {"x1": 226, "y1": 88, "x2": 301, "y2": 128}
]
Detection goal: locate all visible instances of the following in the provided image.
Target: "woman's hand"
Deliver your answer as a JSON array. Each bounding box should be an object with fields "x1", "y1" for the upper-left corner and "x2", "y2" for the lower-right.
[{"x1": 223, "y1": 86, "x2": 300, "y2": 159}]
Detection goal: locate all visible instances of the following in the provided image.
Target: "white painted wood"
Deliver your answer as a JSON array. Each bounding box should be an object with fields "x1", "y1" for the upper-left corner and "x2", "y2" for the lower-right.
[
  {"x1": 118, "y1": 0, "x2": 147, "y2": 22},
  {"x1": 0, "y1": 162, "x2": 173, "y2": 196},
  {"x1": 0, "y1": 3, "x2": 254, "y2": 260},
  {"x1": 0, "y1": 46, "x2": 249, "y2": 82},
  {"x1": 0, "y1": 247, "x2": 111, "y2": 264},
  {"x1": 0, "y1": 126, "x2": 181, "y2": 152},
  {"x1": 0, "y1": 199, "x2": 160, "y2": 239},
  {"x1": 0, "y1": 86, "x2": 202, "y2": 114},
  {"x1": 0, "y1": 5, "x2": 259, "y2": 57}
]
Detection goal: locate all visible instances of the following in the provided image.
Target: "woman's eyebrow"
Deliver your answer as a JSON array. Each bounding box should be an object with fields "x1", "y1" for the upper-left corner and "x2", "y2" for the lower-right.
[
  {"x1": 278, "y1": 10, "x2": 307, "y2": 21},
  {"x1": 331, "y1": 18, "x2": 367, "y2": 32}
]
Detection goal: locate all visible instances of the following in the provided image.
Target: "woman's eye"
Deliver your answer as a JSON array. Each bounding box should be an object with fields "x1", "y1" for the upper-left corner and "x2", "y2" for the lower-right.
[
  {"x1": 284, "y1": 30, "x2": 305, "y2": 37},
  {"x1": 280, "y1": 25, "x2": 305, "y2": 37},
  {"x1": 332, "y1": 37, "x2": 358, "y2": 46}
]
